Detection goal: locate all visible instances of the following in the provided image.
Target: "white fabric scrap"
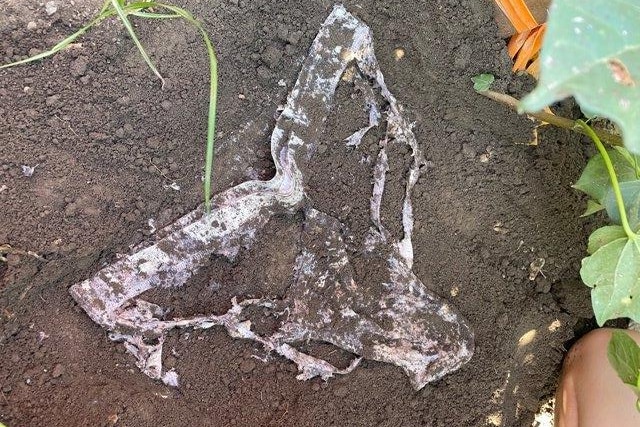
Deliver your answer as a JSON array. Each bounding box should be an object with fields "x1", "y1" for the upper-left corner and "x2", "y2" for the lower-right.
[{"x1": 69, "y1": 5, "x2": 473, "y2": 391}]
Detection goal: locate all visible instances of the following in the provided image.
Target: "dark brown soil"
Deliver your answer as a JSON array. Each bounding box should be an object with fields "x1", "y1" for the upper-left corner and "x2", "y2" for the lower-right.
[{"x1": 0, "y1": 0, "x2": 599, "y2": 426}]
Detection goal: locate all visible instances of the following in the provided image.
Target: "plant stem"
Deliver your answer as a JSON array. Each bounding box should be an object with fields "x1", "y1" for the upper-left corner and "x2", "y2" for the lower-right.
[
  {"x1": 577, "y1": 120, "x2": 636, "y2": 238},
  {"x1": 478, "y1": 90, "x2": 623, "y2": 147},
  {"x1": 156, "y1": 3, "x2": 218, "y2": 213},
  {"x1": 111, "y1": 0, "x2": 165, "y2": 86}
]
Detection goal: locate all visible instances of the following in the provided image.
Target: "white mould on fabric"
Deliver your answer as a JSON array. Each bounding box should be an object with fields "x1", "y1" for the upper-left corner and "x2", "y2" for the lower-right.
[{"x1": 69, "y1": 5, "x2": 473, "y2": 391}]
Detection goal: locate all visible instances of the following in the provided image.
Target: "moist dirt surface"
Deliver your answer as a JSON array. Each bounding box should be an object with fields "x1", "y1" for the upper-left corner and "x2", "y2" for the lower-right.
[{"x1": 0, "y1": 1, "x2": 600, "y2": 426}]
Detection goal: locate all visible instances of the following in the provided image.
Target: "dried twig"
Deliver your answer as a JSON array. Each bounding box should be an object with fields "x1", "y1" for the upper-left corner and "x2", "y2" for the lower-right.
[{"x1": 479, "y1": 89, "x2": 623, "y2": 147}]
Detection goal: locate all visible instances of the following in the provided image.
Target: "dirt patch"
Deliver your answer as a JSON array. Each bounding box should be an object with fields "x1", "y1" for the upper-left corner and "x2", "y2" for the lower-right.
[{"x1": 1, "y1": 1, "x2": 597, "y2": 426}]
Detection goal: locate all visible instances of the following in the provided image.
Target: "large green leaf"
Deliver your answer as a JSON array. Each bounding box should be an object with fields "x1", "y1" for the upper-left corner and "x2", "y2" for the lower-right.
[
  {"x1": 573, "y1": 149, "x2": 638, "y2": 202},
  {"x1": 603, "y1": 180, "x2": 640, "y2": 231},
  {"x1": 581, "y1": 235, "x2": 640, "y2": 325},
  {"x1": 520, "y1": 0, "x2": 640, "y2": 154}
]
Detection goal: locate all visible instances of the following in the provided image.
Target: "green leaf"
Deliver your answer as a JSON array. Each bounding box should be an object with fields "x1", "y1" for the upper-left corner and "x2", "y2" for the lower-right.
[
  {"x1": 0, "y1": 6, "x2": 113, "y2": 71},
  {"x1": 573, "y1": 149, "x2": 637, "y2": 202},
  {"x1": 608, "y1": 330, "x2": 640, "y2": 386},
  {"x1": 588, "y1": 225, "x2": 627, "y2": 254},
  {"x1": 520, "y1": 0, "x2": 640, "y2": 154},
  {"x1": 581, "y1": 236, "x2": 640, "y2": 325},
  {"x1": 471, "y1": 74, "x2": 494, "y2": 92},
  {"x1": 110, "y1": 0, "x2": 165, "y2": 86},
  {"x1": 580, "y1": 199, "x2": 604, "y2": 218},
  {"x1": 604, "y1": 180, "x2": 640, "y2": 231}
]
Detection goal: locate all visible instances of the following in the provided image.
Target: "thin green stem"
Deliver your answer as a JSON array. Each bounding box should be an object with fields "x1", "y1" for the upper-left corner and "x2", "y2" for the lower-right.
[
  {"x1": 156, "y1": 3, "x2": 218, "y2": 213},
  {"x1": 202, "y1": 31, "x2": 218, "y2": 214},
  {"x1": 577, "y1": 120, "x2": 636, "y2": 238},
  {"x1": 0, "y1": 9, "x2": 112, "y2": 70},
  {"x1": 111, "y1": 0, "x2": 165, "y2": 86}
]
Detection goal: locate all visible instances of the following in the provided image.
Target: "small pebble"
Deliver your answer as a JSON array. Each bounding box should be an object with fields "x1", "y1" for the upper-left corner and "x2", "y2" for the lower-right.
[
  {"x1": 64, "y1": 203, "x2": 77, "y2": 217},
  {"x1": 256, "y1": 65, "x2": 272, "y2": 80},
  {"x1": 89, "y1": 132, "x2": 109, "y2": 141},
  {"x1": 45, "y1": 1, "x2": 58, "y2": 16},
  {"x1": 239, "y1": 359, "x2": 256, "y2": 373},
  {"x1": 287, "y1": 30, "x2": 303, "y2": 45},
  {"x1": 461, "y1": 143, "x2": 476, "y2": 159},
  {"x1": 261, "y1": 45, "x2": 283, "y2": 69},
  {"x1": 276, "y1": 26, "x2": 289, "y2": 42},
  {"x1": 27, "y1": 21, "x2": 37, "y2": 31},
  {"x1": 51, "y1": 363, "x2": 64, "y2": 378},
  {"x1": 146, "y1": 137, "x2": 160, "y2": 149},
  {"x1": 70, "y1": 56, "x2": 88, "y2": 77},
  {"x1": 45, "y1": 95, "x2": 60, "y2": 106}
]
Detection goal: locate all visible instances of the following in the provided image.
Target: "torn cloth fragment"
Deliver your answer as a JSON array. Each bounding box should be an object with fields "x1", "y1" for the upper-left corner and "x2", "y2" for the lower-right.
[{"x1": 69, "y1": 4, "x2": 474, "y2": 390}]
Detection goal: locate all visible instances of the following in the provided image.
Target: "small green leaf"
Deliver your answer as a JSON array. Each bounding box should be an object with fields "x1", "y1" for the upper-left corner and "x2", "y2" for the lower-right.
[
  {"x1": 573, "y1": 150, "x2": 638, "y2": 202},
  {"x1": 520, "y1": 0, "x2": 640, "y2": 154},
  {"x1": 603, "y1": 180, "x2": 640, "y2": 231},
  {"x1": 608, "y1": 330, "x2": 640, "y2": 386},
  {"x1": 471, "y1": 74, "x2": 494, "y2": 92},
  {"x1": 587, "y1": 225, "x2": 627, "y2": 254},
  {"x1": 580, "y1": 199, "x2": 605, "y2": 218},
  {"x1": 581, "y1": 236, "x2": 640, "y2": 325}
]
